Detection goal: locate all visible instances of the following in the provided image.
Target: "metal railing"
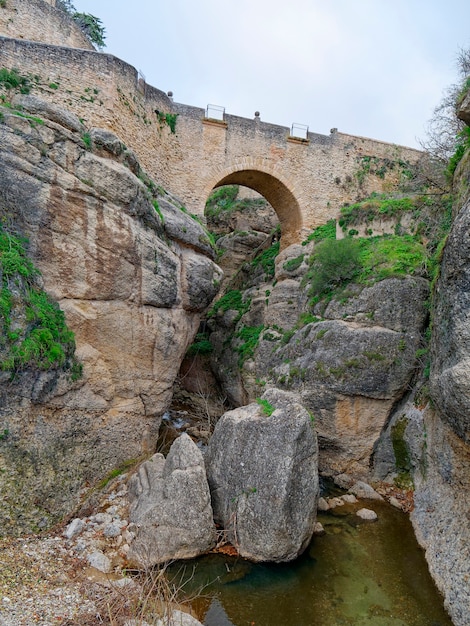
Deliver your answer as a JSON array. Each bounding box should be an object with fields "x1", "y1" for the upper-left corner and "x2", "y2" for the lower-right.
[
  {"x1": 290, "y1": 123, "x2": 309, "y2": 140},
  {"x1": 205, "y1": 104, "x2": 225, "y2": 121}
]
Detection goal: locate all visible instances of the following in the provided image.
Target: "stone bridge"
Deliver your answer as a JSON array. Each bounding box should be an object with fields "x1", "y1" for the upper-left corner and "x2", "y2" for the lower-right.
[
  {"x1": 0, "y1": 1, "x2": 422, "y2": 247},
  {"x1": 169, "y1": 103, "x2": 421, "y2": 246}
]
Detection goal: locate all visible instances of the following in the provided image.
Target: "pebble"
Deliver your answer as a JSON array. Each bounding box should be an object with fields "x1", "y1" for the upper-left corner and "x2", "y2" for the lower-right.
[
  {"x1": 327, "y1": 497, "x2": 345, "y2": 509},
  {"x1": 87, "y1": 550, "x2": 112, "y2": 573},
  {"x1": 93, "y1": 512, "x2": 112, "y2": 525},
  {"x1": 63, "y1": 518, "x2": 84, "y2": 539},
  {"x1": 317, "y1": 497, "x2": 329, "y2": 511},
  {"x1": 349, "y1": 481, "x2": 384, "y2": 501},
  {"x1": 389, "y1": 496, "x2": 403, "y2": 510},
  {"x1": 103, "y1": 522, "x2": 122, "y2": 538},
  {"x1": 356, "y1": 508, "x2": 378, "y2": 521}
]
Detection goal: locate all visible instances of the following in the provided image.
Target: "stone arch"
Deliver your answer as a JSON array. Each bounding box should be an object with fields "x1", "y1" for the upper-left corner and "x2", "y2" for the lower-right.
[{"x1": 202, "y1": 162, "x2": 304, "y2": 249}]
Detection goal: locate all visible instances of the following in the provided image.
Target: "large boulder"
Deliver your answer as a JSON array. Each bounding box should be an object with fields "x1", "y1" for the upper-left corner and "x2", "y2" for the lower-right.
[
  {"x1": 127, "y1": 434, "x2": 217, "y2": 567},
  {"x1": 205, "y1": 388, "x2": 319, "y2": 562}
]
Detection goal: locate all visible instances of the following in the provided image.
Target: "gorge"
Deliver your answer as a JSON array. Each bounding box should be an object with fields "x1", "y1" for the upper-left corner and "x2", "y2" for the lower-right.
[{"x1": 0, "y1": 1, "x2": 470, "y2": 625}]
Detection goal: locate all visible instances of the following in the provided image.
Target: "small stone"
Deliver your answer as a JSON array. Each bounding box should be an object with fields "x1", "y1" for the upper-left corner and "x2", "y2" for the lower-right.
[
  {"x1": 94, "y1": 513, "x2": 112, "y2": 525},
  {"x1": 334, "y1": 473, "x2": 354, "y2": 489},
  {"x1": 356, "y1": 508, "x2": 378, "y2": 521},
  {"x1": 327, "y1": 497, "x2": 344, "y2": 509},
  {"x1": 317, "y1": 497, "x2": 329, "y2": 511},
  {"x1": 103, "y1": 523, "x2": 122, "y2": 538},
  {"x1": 74, "y1": 540, "x2": 87, "y2": 553},
  {"x1": 313, "y1": 522, "x2": 325, "y2": 536},
  {"x1": 87, "y1": 550, "x2": 112, "y2": 573},
  {"x1": 63, "y1": 518, "x2": 85, "y2": 539},
  {"x1": 342, "y1": 494, "x2": 358, "y2": 504},
  {"x1": 349, "y1": 481, "x2": 384, "y2": 501},
  {"x1": 389, "y1": 496, "x2": 403, "y2": 509}
]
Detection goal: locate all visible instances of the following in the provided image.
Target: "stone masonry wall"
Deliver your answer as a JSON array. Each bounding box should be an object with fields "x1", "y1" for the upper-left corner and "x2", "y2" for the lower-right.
[
  {"x1": 0, "y1": 35, "x2": 422, "y2": 245},
  {"x1": 0, "y1": 0, "x2": 93, "y2": 50}
]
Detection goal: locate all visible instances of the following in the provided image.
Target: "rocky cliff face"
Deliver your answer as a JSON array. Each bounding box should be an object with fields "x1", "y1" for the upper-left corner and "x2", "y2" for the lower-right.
[
  {"x1": 207, "y1": 230, "x2": 430, "y2": 476},
  {"x1": 407, "y1": 155, "x2": 470, "y2": 624},
  {"x1": 0, "y1": 95, "x2": 221, "y2": 533}
]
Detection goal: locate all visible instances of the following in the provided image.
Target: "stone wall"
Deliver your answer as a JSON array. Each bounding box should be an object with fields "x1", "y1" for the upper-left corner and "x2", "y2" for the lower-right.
[{"x1": 0, "y1": 0, "x2": 93, "y2": 50}]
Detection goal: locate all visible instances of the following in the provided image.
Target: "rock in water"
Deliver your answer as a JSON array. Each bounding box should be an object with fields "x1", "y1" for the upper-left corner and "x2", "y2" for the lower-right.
[
  {"x1": 205, "y1": 388, "x2": 319, "y2": 562},
  {"x1": 127, "y1": 434, "x2": 216, "y2": 567}
]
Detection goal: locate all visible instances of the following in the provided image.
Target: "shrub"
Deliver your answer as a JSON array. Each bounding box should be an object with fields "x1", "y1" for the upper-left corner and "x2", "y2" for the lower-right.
[
  {"x1": 208, "y1": 289, "x2": 250, "y2": 321},
  {"x1": 308, "y1": 237, "x2": 362, "y2": 298},
  {"x1": 235, "y1": 324, "x2": 264, "y2": 365},
  {"x1": 186, "y1": 333, "x2": 213, "y2": 356}
]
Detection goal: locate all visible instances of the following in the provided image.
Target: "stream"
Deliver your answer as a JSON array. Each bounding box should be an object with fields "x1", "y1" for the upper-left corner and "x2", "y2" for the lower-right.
[{"x1": 161, "y1": 412, "x2": 452, "y2": 626}]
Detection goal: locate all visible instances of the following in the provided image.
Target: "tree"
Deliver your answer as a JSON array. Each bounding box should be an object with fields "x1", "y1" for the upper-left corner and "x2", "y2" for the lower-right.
[
  {"x1": 72, "y1": 12, "x2": 106, "y2": 50},
  {"x1": 55, "y1": 1, "x2": 106, "y2": 50},
  {"x1": 420, "y1": 47, "x2": 470, "y2": 163}
]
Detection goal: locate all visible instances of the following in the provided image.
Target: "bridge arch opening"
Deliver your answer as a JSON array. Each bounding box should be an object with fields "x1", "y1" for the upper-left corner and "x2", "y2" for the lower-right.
[{"x1": 206, "y1": 169, "x2": 303, "y2": 249}]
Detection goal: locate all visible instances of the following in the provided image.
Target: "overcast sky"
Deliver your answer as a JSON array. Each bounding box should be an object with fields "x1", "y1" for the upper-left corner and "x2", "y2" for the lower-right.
[{"x1": 73, "y1": 1, "x2": 469, "y2": 149}]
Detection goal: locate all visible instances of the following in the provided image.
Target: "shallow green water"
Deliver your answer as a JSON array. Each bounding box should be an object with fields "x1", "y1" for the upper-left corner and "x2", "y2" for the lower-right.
[{"x1": 170, "y1": 500, "x2": 452, "y2": 626}]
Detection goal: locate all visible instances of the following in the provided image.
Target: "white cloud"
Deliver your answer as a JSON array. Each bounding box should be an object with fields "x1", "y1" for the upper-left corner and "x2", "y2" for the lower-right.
[{"x1": 74, "y1": 0, "x2": 470, "y2": 147}]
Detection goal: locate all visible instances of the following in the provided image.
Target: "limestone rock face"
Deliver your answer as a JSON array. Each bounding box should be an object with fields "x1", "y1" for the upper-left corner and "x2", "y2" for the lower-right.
[
  {"x1": 0, "y1": 98, "x2": 221, "y2": 532},
  {"x1": 127, "y1": 434, "x2": 216, "y2": 566},
  {"x1": 205, "y1": 388, "x2": 319, "y2": 562},
  {"x1": 416, "y1": 193, "x2": 470, "y2": 625},
  {"x1": 209, "y1": 265, "x2": 429, "y2": 475},
  {"x1": 457, "y1": 89, "x2": 470, "y2": 125},
  {"x1": 431, "y1": 198, "x2": 470, "y2": 442}
]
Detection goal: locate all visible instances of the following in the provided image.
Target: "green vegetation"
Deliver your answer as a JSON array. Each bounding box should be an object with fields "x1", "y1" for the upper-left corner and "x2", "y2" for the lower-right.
[
  {"x1": 306, "y1": 237, "x2": 362, "y2": 301},
  {"x1": 256, "y1": 397, "x2": 275, "y2": 416},
  {"x1": 205, "y1": 185, "x2": 239, "y2": 218},
  {"x1": 152, "y1": 199, "x2": 165, "y2": 224},
  {"x1": 304, "y1": 190, "x2": 453, "y2": 310},
  {"x1": 0, "y1": 68, "x2": 31, "y2": 94},
  {"x1": 354, "y1": 155, "x2": 414, "y2": 186},
  {"x1": 157, "y1": 112, "x2": 178, "y2": 134},
  {"x1": 283, "y1": 254, "x2": 304, "y2": 272},
  {"x1": 205, "y1": 185, "x2": 268, "y2": 220},
  {"x1": 0, "y1": 224, "x2": 79, "y2": 374},
  {"x1": 208, "y1": 290, "x2": 251, "y2": 322},
  {"x1": 56, "y1": 1, "x2": 106, "y2": 49},
  {"x1": 302, "y1": 219, "x2": 336, "y2": 245},
  {"x1": 95, "y1": 457, "x2": 142, "y2": 491},
  {"x1": 391, "y1": 416, "x2": 413, "y2": 489},
  {"x1": 338, "y1": 194, "x2": 416, "y2": 231},
  {"x1": 250, "y1": 240, "x2": 280, "y2": 279},
  {"x1": 81, "y1": 132, "x2": 92, "y2": 150},
  {"x1": 186, "y1": 332, "x2": 213, "y2": 357},
  {"x1": 235, "y1": 324, "x2": 264, "y2": 365},
  {"x1": 446, "y1": 126, "x2": 470, "y2": 180}
]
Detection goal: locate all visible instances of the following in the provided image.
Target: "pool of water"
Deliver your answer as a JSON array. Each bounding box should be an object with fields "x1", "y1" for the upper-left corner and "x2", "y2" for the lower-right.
[{"x1": 169, "y1": 499, "x2": 452, "y2": 626}]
